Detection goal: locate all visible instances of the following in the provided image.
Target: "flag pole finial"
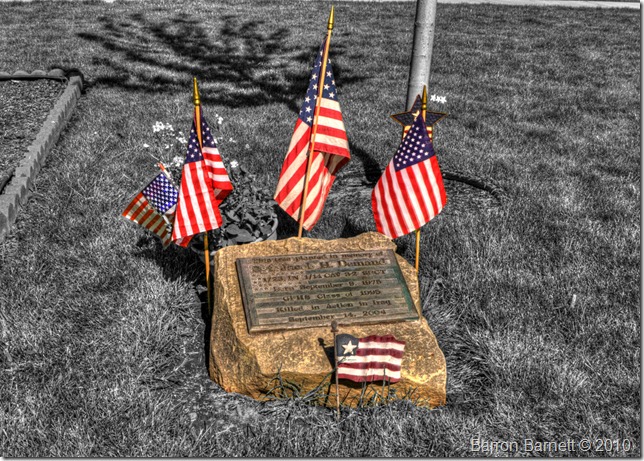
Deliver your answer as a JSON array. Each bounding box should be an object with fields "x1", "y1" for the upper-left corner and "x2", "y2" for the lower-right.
[
  {"x1": 297, "y1": 6, "x2": 336, "y2": 238},
  {"x1": 421, "y1": 85, "x2": 427, "y2": 113},
  {"x1": 193, "y1": 77, "x2": 201, "y2": 107}
]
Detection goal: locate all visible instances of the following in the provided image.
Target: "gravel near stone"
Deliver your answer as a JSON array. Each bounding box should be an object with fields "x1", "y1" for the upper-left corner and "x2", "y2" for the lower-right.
[{"x1": 0, "y1": 79, "x2": 65, "y2": 179}]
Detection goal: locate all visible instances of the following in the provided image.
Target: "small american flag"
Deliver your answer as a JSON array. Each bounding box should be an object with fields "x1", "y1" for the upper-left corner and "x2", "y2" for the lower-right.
[
  {"x1": 198, "y1": 109, "x2": 234, "y2": 203},
  {"x1": 274, "y1": 38, "x2": 350, "y2": 231},
  {"x1": 122, "y1": 187, "x2": 174, "y2": 248},
  {"x1": 335, "y1": 333, "x2": 405, "y2": 383},
  {"x1": 372, "y1": 113, "x2": 447, "y2": 239},
  {"x1": 141, "y1": 170, "x2": 179, "y2": 215},
  {"x1": 171, "y1": 109, "x2": 233, "y2": 247}
]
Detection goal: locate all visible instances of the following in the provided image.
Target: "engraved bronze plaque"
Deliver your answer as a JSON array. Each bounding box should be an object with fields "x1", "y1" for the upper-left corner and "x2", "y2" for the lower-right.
[{"x1": 236, "y1": 249, "x2": 419, "y2": 333}]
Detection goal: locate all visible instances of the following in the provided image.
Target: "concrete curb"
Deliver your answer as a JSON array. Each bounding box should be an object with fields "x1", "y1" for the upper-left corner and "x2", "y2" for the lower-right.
[
  {"x1": 0, "y1": 70, "x2": 83, "y2": 242},
  {"x1": 0, "y1": 68, "x2": 68, "y2": 82}
]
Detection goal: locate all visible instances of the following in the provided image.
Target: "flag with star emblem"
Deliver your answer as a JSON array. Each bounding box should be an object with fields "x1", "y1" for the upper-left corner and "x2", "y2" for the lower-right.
[
  {"x1": 372, "y1": 113, "x2": 447, "y2": 239},
  {"x1": 121, "y1": 175, "x2": 176, "y2": 248},
  {"x1": 274, "y1": 38, "x2": 350, "y2": 231},
  {"x1": 390, "y1": 94, "x2": 447, "y2": 142},
  {"x1": 171, "y1": 108, "x2": 233, "y2": 247},
  {"x1": 335, "y1": 333, "x2": 405, "y2": 383}
]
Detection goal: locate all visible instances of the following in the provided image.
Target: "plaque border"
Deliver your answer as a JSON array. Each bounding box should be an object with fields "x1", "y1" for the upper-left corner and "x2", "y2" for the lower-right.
[{"x1": 235, "y1": 249, "x2": 419, "y2": 333}]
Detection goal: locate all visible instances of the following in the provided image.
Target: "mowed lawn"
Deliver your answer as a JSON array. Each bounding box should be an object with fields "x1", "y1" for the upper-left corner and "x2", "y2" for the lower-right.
[{"x1": 0, "y1": 0, "x2": 640, "y2": 457}]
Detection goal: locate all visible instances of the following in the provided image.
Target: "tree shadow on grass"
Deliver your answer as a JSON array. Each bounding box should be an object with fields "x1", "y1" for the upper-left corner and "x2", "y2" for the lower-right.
[
  {"x1": 84, "y1": 9, "x2": 384, "y2": 234},
  {"x1": 82, "y1": 7, "x2": 386, "y2": 238},
  {"x1": 102, "y1": 9, "x2": 382, "y2": 383},
  {"x1": 77, "y1": 12, "x2": 365, "y2": 114}
]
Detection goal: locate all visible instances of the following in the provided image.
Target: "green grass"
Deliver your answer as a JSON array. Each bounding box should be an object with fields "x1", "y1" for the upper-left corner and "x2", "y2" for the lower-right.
[{"x1": 0, "y1": 0, "x2": 640, "y2": 457}]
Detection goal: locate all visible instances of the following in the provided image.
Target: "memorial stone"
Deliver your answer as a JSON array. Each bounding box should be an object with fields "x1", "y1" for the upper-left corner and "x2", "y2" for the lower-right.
[{"x1": 209, "y1": 232, "x2": 446, "y2": 408}]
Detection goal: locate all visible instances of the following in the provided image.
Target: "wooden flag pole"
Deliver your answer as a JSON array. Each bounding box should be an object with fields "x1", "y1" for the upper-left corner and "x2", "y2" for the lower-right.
[
  {"x1": 414, "y1": 86, "x2": 429, "y2": 272},
  {"x1": 331, "y1": 320, "x2": 341, "y2": 421},
  {"x1": 297, "y1": 5, "x2": 335, "y2": 238},
  {"x1": 414, "y1": 232, "x2": 421, "y2": 273},
  {"x1": 193, "y1": 77, "x2": 212, "y2": 315}
]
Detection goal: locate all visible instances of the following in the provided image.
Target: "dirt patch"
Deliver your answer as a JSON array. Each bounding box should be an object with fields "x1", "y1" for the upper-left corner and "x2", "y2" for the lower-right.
[{"x1": 0, "y1": 79, "x2": 65, "y2": 177}]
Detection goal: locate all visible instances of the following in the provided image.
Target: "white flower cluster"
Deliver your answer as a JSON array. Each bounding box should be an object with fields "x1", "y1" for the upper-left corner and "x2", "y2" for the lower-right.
[
  {"x1": 431, "y1": 94, "x2": 447, "y2": 104},
  {"x1": 152, "y1": 121, "x2": 173, "y2": 132},
  {"x1": 170, "y1": 155, "x2": 183, "y2": 168},
  {"x1": 149, "y1": 115, "x2": 246, "y2": 178},
  {"x1": 149, "y1": 121, "x2": 188, "y2": 146}
]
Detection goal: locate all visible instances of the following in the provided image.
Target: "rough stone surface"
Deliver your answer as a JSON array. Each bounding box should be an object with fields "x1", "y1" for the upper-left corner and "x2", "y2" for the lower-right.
[{"x1": 209, "y1": 232, "x2": 446, "y2": 408}]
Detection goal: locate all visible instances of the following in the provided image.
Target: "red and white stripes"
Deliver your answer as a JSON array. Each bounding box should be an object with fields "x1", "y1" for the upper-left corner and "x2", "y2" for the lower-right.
[
  {"x1": 336, "y1": 335, "x2": 405, "y2": 383},
  {"x1": 372, "y1": 156, "x2": 446, "y2": 239},
  {"x1": 122, "y1": 192, "x2": 172, "y2": 248}
]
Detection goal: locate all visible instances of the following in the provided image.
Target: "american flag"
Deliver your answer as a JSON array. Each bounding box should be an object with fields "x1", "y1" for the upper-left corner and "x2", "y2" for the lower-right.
[
  {"x1": 122, "y1": 177, "x2": 175, "y2": 248},
  {"x1": 274, "y1": 38, "x2": 350, "y2": 231},
  {"x1": 171, "y1": 109, "x2": 233, "y2": 247},
  {"x1": 141, "y1": 170, "x2": 179, "y2": 215},
  {"x1": 335, "y1": 333, "x2": 405, "y2": 383},
  {"x1": 372, "y1": 113, "x2": 447, "y2": 239},
  {"x1": 198, "y1": 108, "x2": 234, "y2": 203}
]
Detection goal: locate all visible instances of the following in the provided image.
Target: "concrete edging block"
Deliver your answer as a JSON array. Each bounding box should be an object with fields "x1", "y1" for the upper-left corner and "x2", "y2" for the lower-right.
[
  {"x1": 0, "y1": 69, "x2": 83, "y2": 242},
  {"x1": 26, "y1": 144, "x2": 46, "y2": 165},
  {"x1": 0, "y1": 199, "x2": 16, "y2": 242},
  {"x1": 14, "y1": 163, "x2": 34, "y2": 181},
  {"x1": 0, "y1": 186, "x2": 21, "y2": 212},
  {"x1": 4, "y1": 179, "x2": 30, "y2": 207}
]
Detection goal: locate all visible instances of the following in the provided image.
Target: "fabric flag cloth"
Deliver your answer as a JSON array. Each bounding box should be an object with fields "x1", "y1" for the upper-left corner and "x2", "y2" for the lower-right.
[
  {"x1": 335, "y1": 333, "x2": 405, "y2": 383},
  {"x1": 171, "y1": 109, "x2": 233, "y2": 247},
  {"x1": 372, "y1": 112, "x2": 447, "y2": 239},
  {"x1": 274, "y1": 38, "x2": 350, "y2": 231},
  {"x1": 142, "y1": 170, "x2": 179, "y2": 215},
  {"x1": 197, "y1": 108, "x2": 234, "y2": 203},
  {"x1": 121, "y1": 172, "x2": 179, "y2": 248}
]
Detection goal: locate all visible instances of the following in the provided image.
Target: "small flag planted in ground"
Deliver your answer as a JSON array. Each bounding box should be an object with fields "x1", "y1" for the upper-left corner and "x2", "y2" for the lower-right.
[
  {"x1": 171, "y1": 108, "x2": 233, "y2": 247},
  {"x1": 372, "y1": 112, "x2": 447, "y2": 239},
  {"x1": 274, "y1": 37, "x2": 350, "y2": 231},
  {"x1": 122, "y1": 172, "x2": 179, "y2": 248},
  {"x1": 335, "y1": 333, "x2": 405, "y2": 383}
]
